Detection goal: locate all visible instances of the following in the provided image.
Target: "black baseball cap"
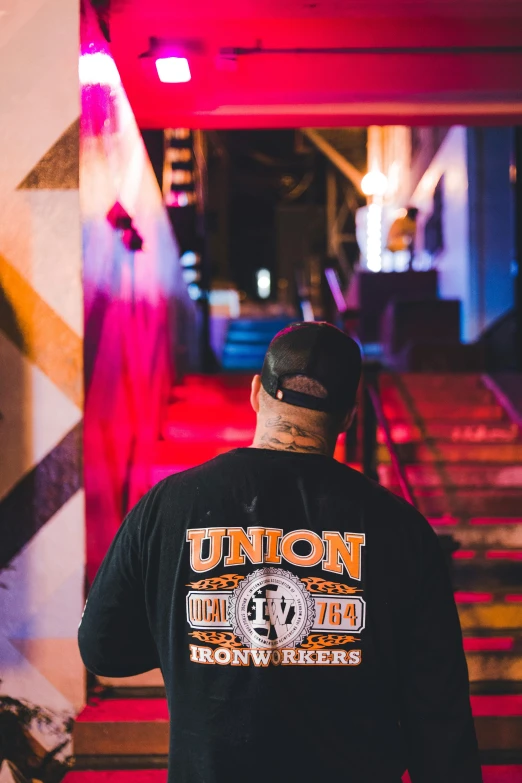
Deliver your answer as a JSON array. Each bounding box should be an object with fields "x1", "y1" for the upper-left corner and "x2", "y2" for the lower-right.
[{"x1": 260, "y1": 322, "x2": 362, "y2": 414}]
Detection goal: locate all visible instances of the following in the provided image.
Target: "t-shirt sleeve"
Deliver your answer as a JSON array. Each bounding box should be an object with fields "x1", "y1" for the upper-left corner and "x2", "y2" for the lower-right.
[
  {"x1": 78, "y1": 492, "x2": 160, "y2": 678},
  {"x1": 399, "y1": 521, "x2": 483, "y2": 783}
]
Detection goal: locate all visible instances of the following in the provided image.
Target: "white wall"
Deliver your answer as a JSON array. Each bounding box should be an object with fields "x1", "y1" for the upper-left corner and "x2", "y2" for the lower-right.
[{"x1": 411, "y1": 127, "x2": 471, "y2": 341}]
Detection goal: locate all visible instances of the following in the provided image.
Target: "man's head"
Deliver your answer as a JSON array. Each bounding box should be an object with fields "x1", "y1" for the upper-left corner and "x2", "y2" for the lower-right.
[{"x1": 250, "y1": 322, "x2": 362, "y2": 455}]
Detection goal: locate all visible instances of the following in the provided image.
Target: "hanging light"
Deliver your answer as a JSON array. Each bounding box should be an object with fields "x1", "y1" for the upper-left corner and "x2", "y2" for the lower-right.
[{"x1": 256, "y1": 268, "x2": 271, "y2": 299}]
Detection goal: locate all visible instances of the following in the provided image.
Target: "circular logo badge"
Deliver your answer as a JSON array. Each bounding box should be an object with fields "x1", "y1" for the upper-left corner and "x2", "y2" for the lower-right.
[{"x1": 228, "y1": 568, "x2": 315, "y2": 649}]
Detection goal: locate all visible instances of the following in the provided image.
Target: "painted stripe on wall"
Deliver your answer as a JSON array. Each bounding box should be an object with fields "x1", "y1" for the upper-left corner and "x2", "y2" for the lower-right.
[
  {"x1": 17, "y1": 119, "x2": 79, "y2": 190},
  {"x1": 0, "y1": 422, "x2": 83, "y2": 569},
  {"x1": 0, "y1": 254, "x2": 82, "y2": 407}
]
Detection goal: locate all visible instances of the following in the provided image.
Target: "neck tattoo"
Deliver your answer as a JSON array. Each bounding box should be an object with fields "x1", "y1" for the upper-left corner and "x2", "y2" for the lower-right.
[{"x1": 258, "y1": 416, "x2": 328, "y2": 454}]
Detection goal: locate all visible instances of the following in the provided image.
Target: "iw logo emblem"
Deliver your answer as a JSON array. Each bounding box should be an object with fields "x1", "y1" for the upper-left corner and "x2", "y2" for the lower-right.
[{"x1": 229, "y1": 569, "x2": 315, "y2": 649}]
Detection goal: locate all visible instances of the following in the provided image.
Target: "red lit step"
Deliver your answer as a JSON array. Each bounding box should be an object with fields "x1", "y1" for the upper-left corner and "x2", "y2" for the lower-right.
[
  {"x1": 471, "y1": 695, "x2": 522, "y2": 716},
  {"x1": 455, "y1": 592, "x2": 493, "y2": 603},
  {"x1": 404, "y1": 769, "x2": 522, "y2": 783},
  {"x1": 453, "y1": 550, "x2": 476, "y2": 559},
  {"x1": 471, "y1": 518, "x2": 522, "y2": 525},
  {"x1": 74, "y1": 699, "x2": 169, "y2": 756},
  {"x1": 481, "y1": 769, "x2": 522, "y2": 783},
  {"x1": 77, "y1": 698, "x2": 169, "y2": 723},
  {"x1": 63, "y1": 773, "x2": 167, "y2": 783},
  {"x1": 487, "y1": 550, "x2": 522, "y2": 560},
  {"x1": 64, "y1": 767, "x2": 522, "y2": 783},
  {"x1": 428, "y1": 515, "x2": 458, "y2": 525},
  {"x1": 464, "y1": 637, "x2": 514, "y2": 652}
]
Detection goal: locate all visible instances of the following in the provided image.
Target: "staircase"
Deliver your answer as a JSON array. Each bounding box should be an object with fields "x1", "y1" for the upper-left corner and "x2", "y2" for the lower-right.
[
  {"x1": 221, "y1": 318, "x2": 292, "y2": 371},
  {"x1": 69, "y1": 372, "x2": 522, "y2": 780},
  {"x1": 378, "y1": 373, "x2": 522, "y2": 689}
]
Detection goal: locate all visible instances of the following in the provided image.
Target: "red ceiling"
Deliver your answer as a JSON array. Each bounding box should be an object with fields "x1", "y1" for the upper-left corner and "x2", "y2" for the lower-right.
[{"x1": 109, "y1": 0, "x2": 522, "y2": 128}]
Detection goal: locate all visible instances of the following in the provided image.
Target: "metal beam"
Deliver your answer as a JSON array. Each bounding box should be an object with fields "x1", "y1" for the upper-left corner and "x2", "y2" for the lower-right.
[{"x1": 303, "y1": 128, "x2": 364, "y2": 194}]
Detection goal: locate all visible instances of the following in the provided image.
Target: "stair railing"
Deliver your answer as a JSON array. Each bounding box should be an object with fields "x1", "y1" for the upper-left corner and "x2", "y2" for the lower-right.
[{"x1": 364, "y1": 377, "x2": 416, "y2": 506}]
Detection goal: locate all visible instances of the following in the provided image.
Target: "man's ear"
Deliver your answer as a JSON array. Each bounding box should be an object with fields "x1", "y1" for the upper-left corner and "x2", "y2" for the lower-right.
[
  {"x1": 342, "y1": 406, "x2": 357, "y2": 432},
  {"x1": 251, "y1": 374, "x2": 262, "y2": 414}
]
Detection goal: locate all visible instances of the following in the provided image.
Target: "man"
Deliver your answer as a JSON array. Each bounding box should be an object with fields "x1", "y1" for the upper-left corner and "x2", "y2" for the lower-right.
[
  {"x1": 386, "y1": 206, "x2": 419, "y2": 270},
  {"x1": 78, "y1": 322, "x2": 482, "y2": 783}
]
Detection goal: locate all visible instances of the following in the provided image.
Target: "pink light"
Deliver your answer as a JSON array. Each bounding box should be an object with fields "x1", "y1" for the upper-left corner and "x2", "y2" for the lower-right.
[
  {"x1": 470, "y1": 517, "x2": 522, "y2": 525},
  {"x1": 453, "y1": 550, "x2": 476, "y2": 559},
  {"x1": 464, "y1": 637, "x2": 514, "y2": 652},
  {"x1": 156, "y1": 57, "x2": 191, "y2": 83},
  {"x1": 165, "y1": 191, "x2": 194, "y2": 208},
  {"x1": 454, "y1": 591, "x2": 493, "y2": 603},
  {"x1": 487, "y1": 550, "x2": 522, "y2": 560},
  {"x1": 505, "y1": 594, "x2": 522, "y2": 603},
  {"x1": 470, "y1": 695, "x2": 522, "y2": 717},
  {"x1": 428, "y1": 516, "x2": 457, "y2": 525}
]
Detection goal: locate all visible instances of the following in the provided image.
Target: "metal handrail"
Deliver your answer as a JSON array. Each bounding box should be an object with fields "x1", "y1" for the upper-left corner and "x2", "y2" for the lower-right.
[
  {"x1": 366, "y1": 383, "x2": 416, "y2": 507},
  {"x1": 481, "y1": 373, "x2": 522, "y2": 430}
]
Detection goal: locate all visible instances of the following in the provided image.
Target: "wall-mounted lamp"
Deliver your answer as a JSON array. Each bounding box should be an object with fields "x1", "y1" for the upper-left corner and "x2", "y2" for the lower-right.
[
  {"x1": 106, "y1": 202, "x2": 144, "y2": 251},
  {"x1": 107, "y1": 201, "x2": 132, "y2": 230},
  {"x1": 122, "y1": 227, "x2": 144, "y2": 252}
]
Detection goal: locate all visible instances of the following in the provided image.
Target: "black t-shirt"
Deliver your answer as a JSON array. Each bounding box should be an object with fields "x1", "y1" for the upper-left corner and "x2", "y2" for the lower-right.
[{"x1": 78, "y1": 448, "x2": 482, "y2": 783}]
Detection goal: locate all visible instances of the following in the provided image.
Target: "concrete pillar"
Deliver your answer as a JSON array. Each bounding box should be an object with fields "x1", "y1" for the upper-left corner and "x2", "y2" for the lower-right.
[{"x1": 0, "y1": 0, "x2": 84, "y2": 760}]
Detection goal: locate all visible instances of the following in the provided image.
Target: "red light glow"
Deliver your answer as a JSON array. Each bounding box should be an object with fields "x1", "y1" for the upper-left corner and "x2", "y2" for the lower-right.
[
  {"x1": 454, "y1": 592, "x2": 493, "y2": 603},
  {"x1": 453, "y1": 550, "x2": 476, "y2": 559},
  {"x1": 428, "y1": 516, "x2": 457, "y2": 525},
  {"x1": 470, "y1": 517, "x2": 522, "y2": 525},
  {"x1": 463, "y1": 637, "x2": 514, "y2": 652},
  {"x1": 486, "y1": 550, "x2": 522, "y2": 560}
]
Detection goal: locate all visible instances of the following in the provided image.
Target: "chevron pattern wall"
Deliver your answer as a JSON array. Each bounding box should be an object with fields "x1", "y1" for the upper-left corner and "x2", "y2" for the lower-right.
[{"x1": 0, "y1": 0, "x2": 84, "y2": 759}]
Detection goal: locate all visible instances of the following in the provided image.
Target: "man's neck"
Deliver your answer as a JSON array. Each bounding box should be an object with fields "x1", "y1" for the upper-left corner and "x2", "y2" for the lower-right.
[{"x1": 251, "y1": 414, "x2": 333, "y2": 456}]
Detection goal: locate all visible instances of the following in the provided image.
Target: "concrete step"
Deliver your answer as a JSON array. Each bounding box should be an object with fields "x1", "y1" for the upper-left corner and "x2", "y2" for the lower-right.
[
  {"x1": 381, "y1": 385, "x2": 497, "y2": 407},
  {"x1": 61, "y1": 766, "x2": 522, "y2": 783},
  {"x1": 459, "y1": 601, "x2": 522, "y2": 631},
  {"x1": 382, "y1": 403, "x2": 506, "y2": 422},
  {"x1": 221, "y1": 354, "x2": 265, "y2": 371},
  {"x1": 97, "y1": 670, "x2": 164, "y2": 690},
  {"x1": 413, "y1": 489, "x2": 522, "y2": 518},
  {"x1": 74, "y1": 699, "x2": 169, "y2": 756},
  {"x1": 377, "y1": 444, "x2": 522, "y2": 467},
  {"x1": 225, "y1": 331, "x2": 278, "y2": 344},
  {"x1": 395, "y1": 372, "x2": 485, "y2": 389},
  {"x1": 388, "y1": 443, "x2": 522, "y2": 463},
  {"x1": 430, "y1": 520, "x2": 522, "y2": 549},
  {"x1": 452, "y1": 559, "x2": 522, "y2": 591},
  {"x1": 73, "y1": 696, "x2": 522, "y2": 756},
  {"x1": 162, "y1": 421, "x2": 254, "y2": 443},
  {"x1": 467, "y1": 652, "x2": 522, "y2": 683},
  {"x1": 227, "y1": 318, "x2": 291, "y2": 334},
  {"x1": 379, "y1": 463, "x2": 522, "y2": 488},
  {"x1": 378, "y1": 421, "x2": 520, "y2": 445}
]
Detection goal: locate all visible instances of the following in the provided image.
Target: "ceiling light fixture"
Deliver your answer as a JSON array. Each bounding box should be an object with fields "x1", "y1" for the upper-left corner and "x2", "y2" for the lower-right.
[
  {"x1": 155, "y1": 56, "x2": 191, "y2": 84},
  {"x1": 140, "y1": 38, "x2": 202, "y2": 83}
]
